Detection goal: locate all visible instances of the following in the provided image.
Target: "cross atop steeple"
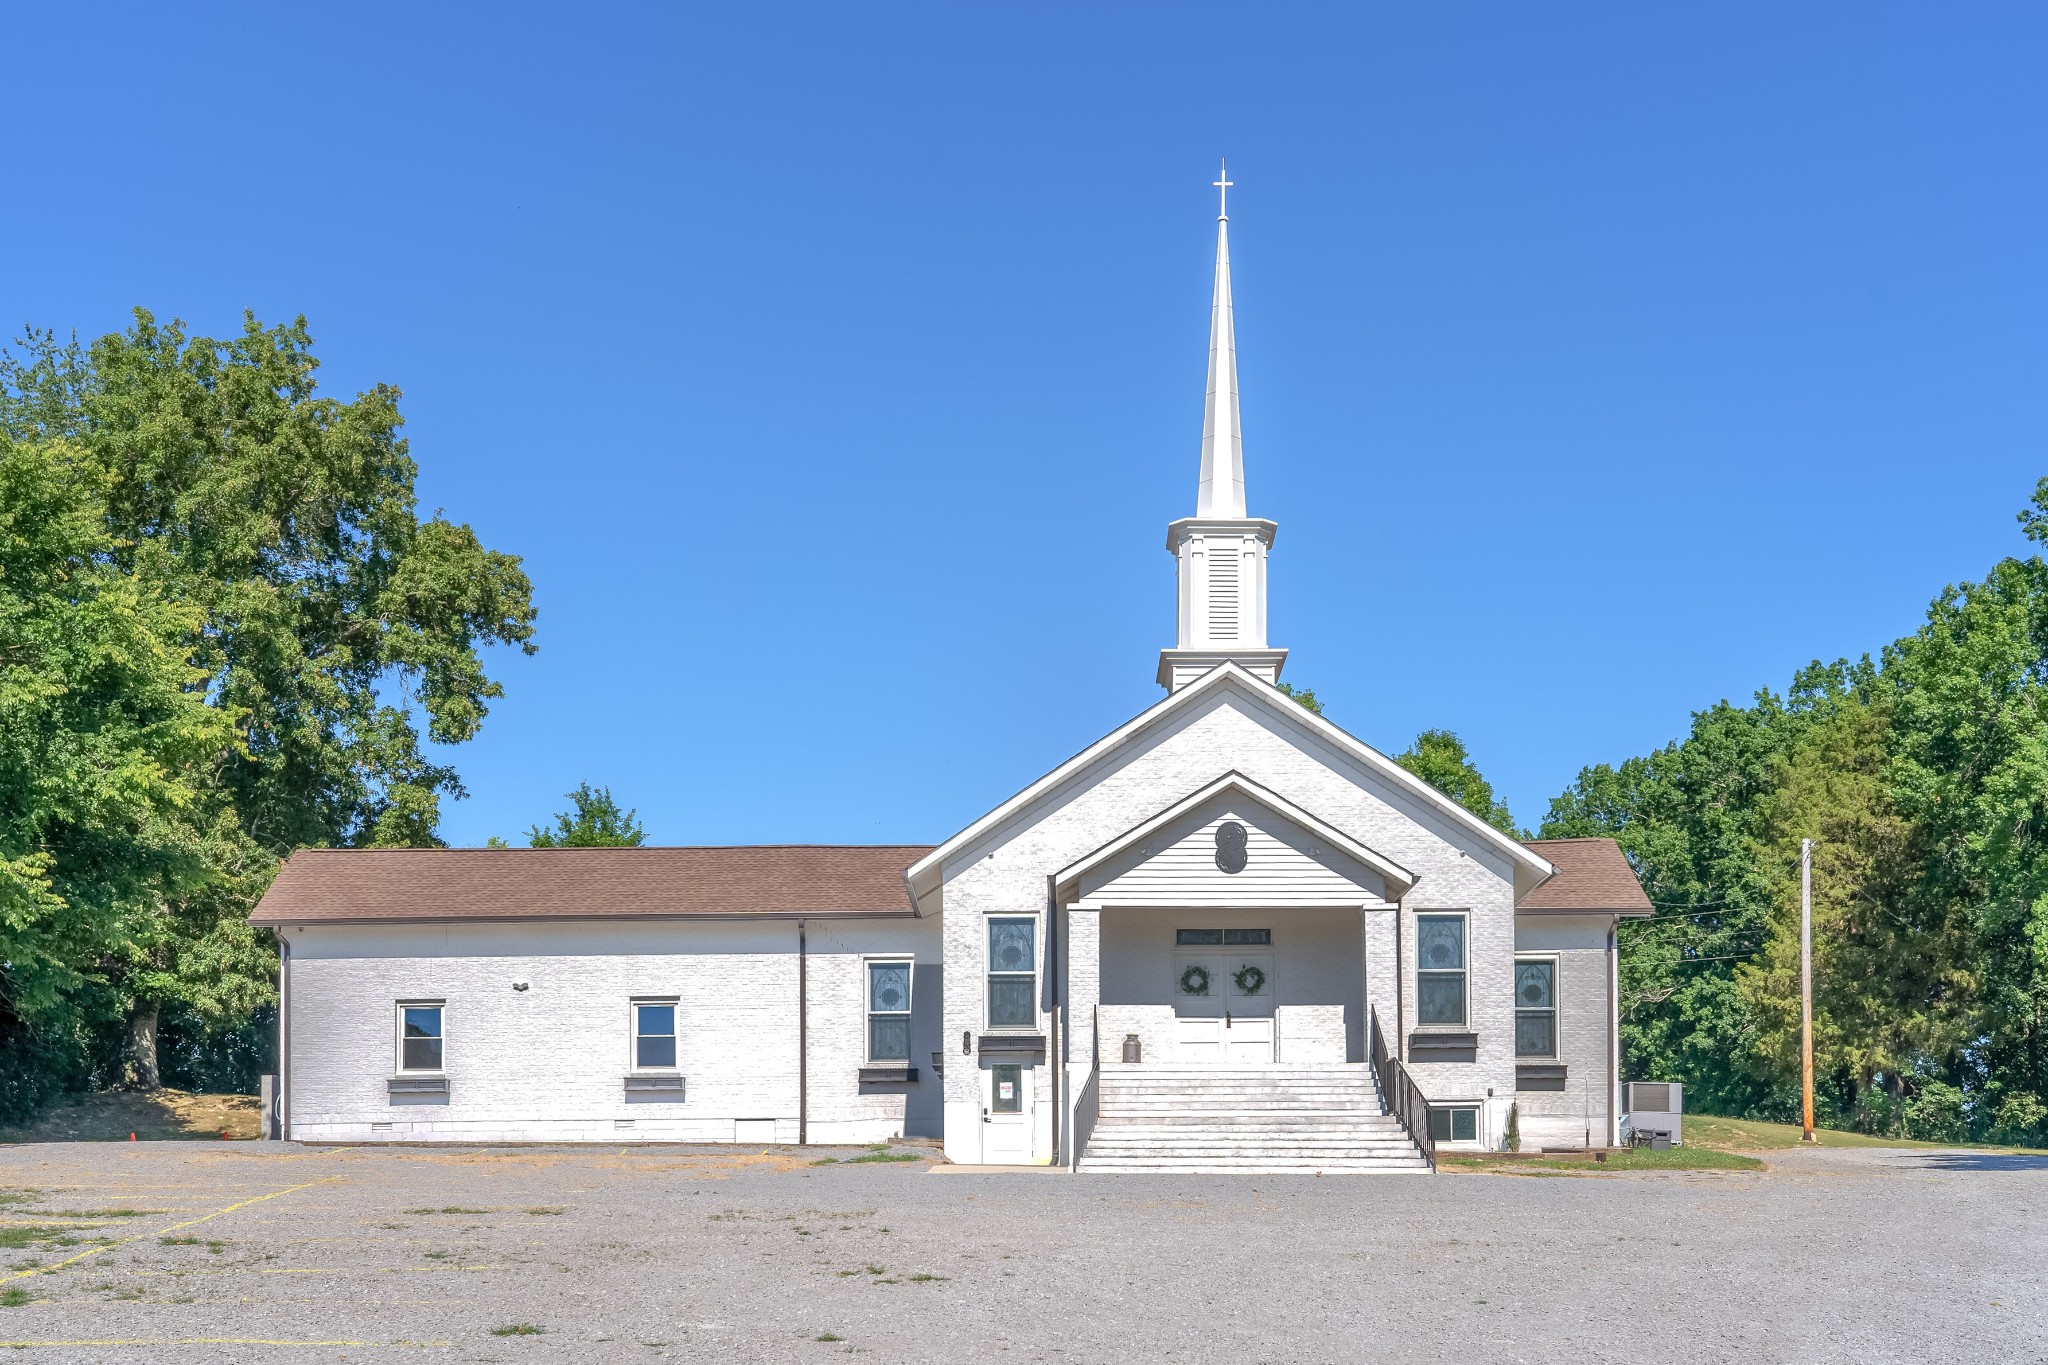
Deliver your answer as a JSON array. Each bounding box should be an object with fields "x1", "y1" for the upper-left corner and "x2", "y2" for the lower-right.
[{"x1": 1213, "y1": 159, "x2": 1233, "y2": 219}]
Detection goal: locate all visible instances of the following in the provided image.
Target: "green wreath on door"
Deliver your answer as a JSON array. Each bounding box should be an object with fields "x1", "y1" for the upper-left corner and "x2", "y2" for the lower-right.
[
  {"x1": 1232, "y1": 964, "x2": 1267, "y2": 997},
  {"x1": 1177, "y1": 964, "x2": 1212, "y2": 996}
]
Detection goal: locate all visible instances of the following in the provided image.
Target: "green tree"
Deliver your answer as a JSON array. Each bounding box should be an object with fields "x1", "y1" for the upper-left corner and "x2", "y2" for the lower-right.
[
  {"x1": 1878, "y1": 499, "x2": 2048, "y2": 1144},
  {"x1": 0, "y1": 311, "x2": 537, "y2": 1091},
  {"x1": 1541, "y1": 665, "x2": 1862, "y2": 1116},
  {"x1": 1737, "y1": 694, "x2": 1971, "y2": 1132},
  {"x1": 0, "y1": 436, "x2": 236, "y2": 1101},
  {"x1": 1276, "y1": 682, "x2": 1324, "y2": 716},
  {"x1": 521, "y1": 784, "x2": 646, "y2": 848},
  {"x1": 1395, "y1": 730, "x2": 1520, "y2": 835}
]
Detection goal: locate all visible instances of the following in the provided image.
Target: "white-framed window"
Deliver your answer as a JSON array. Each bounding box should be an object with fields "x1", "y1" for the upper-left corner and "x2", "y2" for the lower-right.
[
  {"x1": 632, "y1": 999, "x2": 678, "y2": 1071},
  {"x1": 1515, "y1": 957, "x2": 1558, "y2": 1058},
  {"x1": 986, "y1": 917, "x2": 1037, "y2": 1029},
  {"x1": 397, "y1": 1002, "x2": 444, "y2": 1073},
  {"x1": 1427, "y1": 1105, "x2": 1479, "y2": 1143},
  {"x1": 865, "y1": 959, "x2": 912, "y2": 1063},
  {"x1": 1415, "y1": 912, "x2": 1468, "y2": 1026}
]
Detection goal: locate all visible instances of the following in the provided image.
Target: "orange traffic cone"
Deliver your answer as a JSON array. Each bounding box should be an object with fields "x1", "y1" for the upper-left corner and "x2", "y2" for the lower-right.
[{"x1": 128, "y1": 1132, "x2": 136, "y2": 1141}]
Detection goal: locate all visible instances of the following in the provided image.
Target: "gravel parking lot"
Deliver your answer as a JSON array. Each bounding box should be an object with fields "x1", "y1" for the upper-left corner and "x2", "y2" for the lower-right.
[{"x1": 0, "y1": 1139, "x2": 2037, "y2": 1363}]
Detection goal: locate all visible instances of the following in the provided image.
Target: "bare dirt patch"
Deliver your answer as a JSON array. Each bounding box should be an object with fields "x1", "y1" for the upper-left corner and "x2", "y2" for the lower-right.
[{"x1": 0, "y1": 1090, "x2": 260, "y2": 1143}]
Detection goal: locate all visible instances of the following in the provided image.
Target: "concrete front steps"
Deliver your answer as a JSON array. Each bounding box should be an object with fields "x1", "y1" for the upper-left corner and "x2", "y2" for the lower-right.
[{"x1": 1080, "y1": 1066, "x2": 1430, "y2": 1174}]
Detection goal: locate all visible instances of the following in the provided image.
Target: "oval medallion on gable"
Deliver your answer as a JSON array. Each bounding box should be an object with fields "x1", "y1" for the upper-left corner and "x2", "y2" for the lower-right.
[{"x1": 1214, "y1": 821, "x2": 1248, "y2": 873}]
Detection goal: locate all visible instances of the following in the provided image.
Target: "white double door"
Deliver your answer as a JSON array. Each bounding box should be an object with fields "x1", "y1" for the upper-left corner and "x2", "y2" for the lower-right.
[{"x1": 1172, "y1": 950, "x2": 1276, "y2": 1065}]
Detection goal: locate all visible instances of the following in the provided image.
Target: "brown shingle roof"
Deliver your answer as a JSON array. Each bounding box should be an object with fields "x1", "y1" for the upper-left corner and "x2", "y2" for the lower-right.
[
  {"x1": 248, "y1": 845, "x2": 933, "y2": 926},
  {"x1": 1517, "y1": 837, "x2": 1653, "y2": 915}
]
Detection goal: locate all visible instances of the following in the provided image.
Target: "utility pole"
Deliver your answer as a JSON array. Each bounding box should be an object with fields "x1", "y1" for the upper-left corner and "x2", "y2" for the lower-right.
[{"x1": 1801, "y1": 838, "x2": 1816, "y2": 1144}]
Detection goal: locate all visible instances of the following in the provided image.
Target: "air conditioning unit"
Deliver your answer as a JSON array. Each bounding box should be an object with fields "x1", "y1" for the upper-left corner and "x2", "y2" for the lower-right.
[{"x1": 1621, "y1": 1081, "x2": 1684, "y2": 1148}]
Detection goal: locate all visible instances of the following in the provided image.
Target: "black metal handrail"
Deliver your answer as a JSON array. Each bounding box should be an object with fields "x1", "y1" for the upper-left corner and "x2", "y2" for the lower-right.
[{"x1": 1370, "y1": 1006, "x2": 1436, "y2": 1171}]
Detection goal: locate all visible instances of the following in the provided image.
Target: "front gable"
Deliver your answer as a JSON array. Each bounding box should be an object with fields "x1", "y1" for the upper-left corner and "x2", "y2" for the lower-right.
[
  {"x1": 1076, "y1": 797, "x2": 1391, "y2": 908},
  {"x1": 1054, "y1": 773, "x2": 1412, "y2": 909},
  {"x1": 908, "y1": 664, "x2": 1553, "y2": 910}
]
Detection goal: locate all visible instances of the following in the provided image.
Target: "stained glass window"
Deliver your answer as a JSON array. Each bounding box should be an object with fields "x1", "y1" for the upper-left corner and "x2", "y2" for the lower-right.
[
  {"x1": 987, "y1": 919, "x2": 1036, "y2": 1029},
  {"x1": 1515, "y1": 960, "x2": 1555, "y2": 1058},
  {"x1": 867, "y1": 961, "x2": 912, "y2": 1062},
  {"x1": 1416, "y1": 915, "x2": 1467, "y2": 1026}
]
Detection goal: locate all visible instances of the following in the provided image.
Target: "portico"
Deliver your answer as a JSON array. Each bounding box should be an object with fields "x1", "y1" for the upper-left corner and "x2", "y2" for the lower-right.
[{"x1": 1056, "y1": 773, "x2": 1416, "y2": 1078}]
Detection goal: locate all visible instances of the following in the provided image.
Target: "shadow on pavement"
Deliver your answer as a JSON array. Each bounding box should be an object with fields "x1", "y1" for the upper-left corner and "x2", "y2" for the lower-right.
[{"x1": 1901, "y1": 1150, "x2": 2048, "y2": 1173}]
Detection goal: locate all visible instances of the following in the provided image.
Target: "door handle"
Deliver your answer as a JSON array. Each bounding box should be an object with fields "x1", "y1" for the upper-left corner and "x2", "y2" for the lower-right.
[
  {"x1": 1226, "y1": 1011, "x2": 1232, "y2": 1029},
  {"x1": 981, "y1": 1108, "x2": 989, "y2": 1123}
]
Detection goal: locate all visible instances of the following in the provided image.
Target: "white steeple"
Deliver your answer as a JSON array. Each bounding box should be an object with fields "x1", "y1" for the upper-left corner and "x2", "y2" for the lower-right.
[
  {"x1": 1158, "y1": 164, "x2": 1287, "y2": 693},
  {"x1": 1196, "y1": 167, "x2": 1246, "y2": 518}
]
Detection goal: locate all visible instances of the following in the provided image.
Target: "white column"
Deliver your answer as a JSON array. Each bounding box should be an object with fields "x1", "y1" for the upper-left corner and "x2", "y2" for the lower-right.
[
  {"x1": 1066, "y1": 907, "x2": 1101, "y2": 1066},
  {"x1": 1362, "y1": 904, "x2": 1398, "y2": 1056}
]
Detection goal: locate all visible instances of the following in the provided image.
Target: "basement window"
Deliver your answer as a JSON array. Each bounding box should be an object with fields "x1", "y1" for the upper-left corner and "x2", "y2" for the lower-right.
[{"x1": 1427, "y1": 1106, "x2": 1479, "y2": 1143}]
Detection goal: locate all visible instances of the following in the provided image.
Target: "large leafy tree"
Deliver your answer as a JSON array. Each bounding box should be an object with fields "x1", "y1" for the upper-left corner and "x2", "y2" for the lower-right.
[
  {"x1": 1876, "y1": 489, "x2": 2048, "y2": 1142},
  {"x1": 0, "y1": 311, "x2": 536, "y2": 1090},
  {"x1": 1395, "y1": 729, "x2": 1521, "y2": 836},
  {"x1": 0, "y1": 436, "x2": 235, "y2": 1101},
  {"x1": 1542, "y1": 482, "x2": 2048, "y2": 1145},
  {"x1": 1543, "y1": 665, "x2": 1866, "y2": 1117}
]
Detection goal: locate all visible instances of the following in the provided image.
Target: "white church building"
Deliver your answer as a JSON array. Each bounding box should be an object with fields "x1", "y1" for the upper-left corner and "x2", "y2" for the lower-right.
[{"x1": 253, "y1": 189, "x2": 1651, "y2": 1172}]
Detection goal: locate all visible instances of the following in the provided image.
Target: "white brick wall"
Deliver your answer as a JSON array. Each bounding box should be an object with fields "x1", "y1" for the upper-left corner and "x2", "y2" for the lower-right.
[
  {"x1": 1512, "y1": 915, "x2": 1618, "y2": 1150},
  {"x1": 283, "y1": 917, "x2": 939, "y2": 1144},
  {"x1": 938, "y1": 684, "x2": 1527, "y2": 1164}
]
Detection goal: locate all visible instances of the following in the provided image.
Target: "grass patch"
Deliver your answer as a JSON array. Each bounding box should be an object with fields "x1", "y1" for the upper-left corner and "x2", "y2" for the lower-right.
[
  {"x1": 816, "y1": 1333, "x2": 844, "y2": 1343},
  {"x1": 0, "y1": 1288, "x2": 27, "y2": 1308},
  {"x1": 0, "y1": 1226, "x2": 84, "y2": 1250},
  {"x1": 840, "y1": 1146, "x2": 921, "y2": 1164},
  {"x1": 816, "y1": 1145, "x2": 921, "y2": 1165},
  {"x1": 407, "y1": 1206, "x2": 487, "y2": 1215},
  {"x1": 1684, "y1": 1113, "x2": 2046, "y2": 1154},
  {"x1": 43, "y1": 1209, "x2": 155, "y2": 1219},
  {"x1": 525, "y1": 1207, "x2": 565, "y2": 1216},
  {"x1": 491, "y1": 1323, "x2": 545, "y2": 1336},
  {"x1": 906, "y1": 1273, "x2": 947, "y2": 1282},
  {"x1": 1441, "y1": 1146, "x2": 1764, "y2": 1175},
  {"x1": 158, "y1": 1236, "x2": 228, "y2": 1253}
]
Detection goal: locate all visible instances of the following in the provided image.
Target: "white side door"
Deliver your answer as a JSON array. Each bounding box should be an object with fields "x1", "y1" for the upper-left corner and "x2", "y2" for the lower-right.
[{"x1": 981, "y1": 1063, "x2": 1033, "y2": 1163}]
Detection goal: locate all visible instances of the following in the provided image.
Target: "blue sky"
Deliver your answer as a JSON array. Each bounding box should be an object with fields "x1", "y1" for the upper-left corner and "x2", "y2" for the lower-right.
[{"x1": 7, "y1": 5, "x2": 2045, "y2": 845}]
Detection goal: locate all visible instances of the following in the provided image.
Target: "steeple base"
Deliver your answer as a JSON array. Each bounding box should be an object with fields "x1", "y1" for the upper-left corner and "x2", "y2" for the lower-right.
[{"x1": 1157, "y1": 648, "x2": 1288, "y2": 693}]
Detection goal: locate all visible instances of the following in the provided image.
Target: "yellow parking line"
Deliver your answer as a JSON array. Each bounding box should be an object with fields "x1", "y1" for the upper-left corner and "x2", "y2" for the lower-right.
[{"x1": 0, "y1": 1177, "x2": 340, "y2": 1285}]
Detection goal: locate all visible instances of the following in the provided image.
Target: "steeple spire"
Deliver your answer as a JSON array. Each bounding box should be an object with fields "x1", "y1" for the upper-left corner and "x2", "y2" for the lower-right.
[
  {"x1": 1158, "y1": 166, "x2": 1286, "y2": 692},
  {"x1": 1196, "y1": 161, "x2": 1245, "y2": 518}
]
